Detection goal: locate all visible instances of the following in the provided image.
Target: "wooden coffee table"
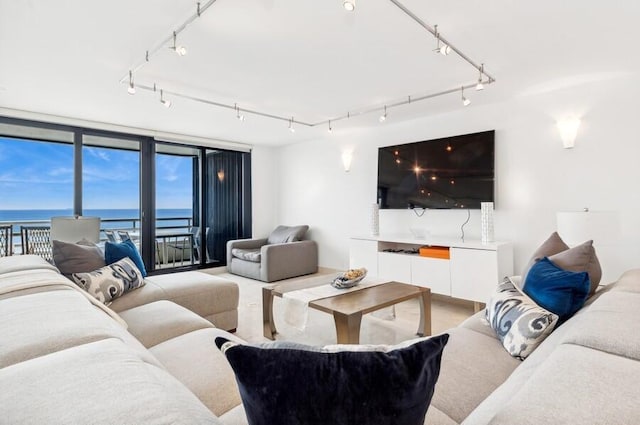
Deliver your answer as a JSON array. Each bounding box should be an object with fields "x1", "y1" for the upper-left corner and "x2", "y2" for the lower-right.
[{"x1": 263, "y1": 278, "x2": 431, "y2": 344}]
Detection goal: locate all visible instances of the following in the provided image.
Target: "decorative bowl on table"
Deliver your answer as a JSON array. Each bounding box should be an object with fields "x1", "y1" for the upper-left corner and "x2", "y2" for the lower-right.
[{"x1": 331, "y1": 268, "x2": 367, "y2": 289}]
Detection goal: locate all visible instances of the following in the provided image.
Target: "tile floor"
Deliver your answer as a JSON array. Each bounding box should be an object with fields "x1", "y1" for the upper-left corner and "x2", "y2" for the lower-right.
[{"x1": 206, "y1": 268, "x2": 477, "y2": 345}]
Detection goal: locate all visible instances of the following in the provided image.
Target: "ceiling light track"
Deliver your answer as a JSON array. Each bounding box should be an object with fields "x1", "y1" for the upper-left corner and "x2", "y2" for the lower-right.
[
  {"x1": 119, "y1": 0, "x2": 218, "y2": 83},
  {"x1": 386, "y1": 0, "x2": 495, "y2": 83},
  {"x1": 121, "y1": 0, "x2": 494, "y2": 129}
]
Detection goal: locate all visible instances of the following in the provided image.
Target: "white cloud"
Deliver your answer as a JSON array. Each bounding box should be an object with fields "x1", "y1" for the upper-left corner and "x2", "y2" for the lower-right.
[{"x1": 85, "y1": 147, "x2": 110, "y2": 161}]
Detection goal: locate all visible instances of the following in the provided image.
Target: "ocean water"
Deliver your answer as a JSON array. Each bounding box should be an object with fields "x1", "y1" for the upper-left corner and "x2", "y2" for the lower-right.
[{"x1": 0, "y1": 208, "x2": 193, "y2": 229}]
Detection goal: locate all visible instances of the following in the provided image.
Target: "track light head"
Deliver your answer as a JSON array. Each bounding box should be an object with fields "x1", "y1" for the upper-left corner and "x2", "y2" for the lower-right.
[
  {"x1": 172, "y1": 31, "x2": 187, "y2": 56},
  {"x1": 343, "y1": 0, "x2": 355, "y2": 11},
  {"x1": 235, "y1": 104, "x2": 245, "y2": 121},
  {"x1": 379, "y1": 106, "x2": 387, "y2": 123},
  {"x1": 476, "y1": 64, "x2": 485, "y2": 91},
  {"x1": 288, "y1": 118, "x2": 295, "y2": 133},
  {"x1": 461, "y1": 87, "x2": 470, "y2": 106},
  {"x1": 438, "y1": 44, "x2": 451, "y2": 56},
  {"x1": 127, "y1": 70, "x2": 136, "y2": 95},
  {"x1": 328, "y1": 120, "x2": 333, "y2": 133},
  {"x1": 160, "y1": 89, "x2": 171, "y2": 108}
]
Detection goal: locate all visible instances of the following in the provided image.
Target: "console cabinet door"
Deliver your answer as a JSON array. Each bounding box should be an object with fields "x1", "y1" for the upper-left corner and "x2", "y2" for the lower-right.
[
  {"x1": 411, "y1": 256, "x2": 451, "y2": 295},
  {"x1": 450, "y1": 248, "x2": 498, "y2": 302},
  {"x1": 378, "y1": 252, "x2": 412, "y2": 284},
  {"x1": 349, "y1": 239, "x2": 379, "y2": 276}
]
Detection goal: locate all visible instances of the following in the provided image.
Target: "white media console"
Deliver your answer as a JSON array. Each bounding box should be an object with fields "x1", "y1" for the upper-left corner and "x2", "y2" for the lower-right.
[{"x1": 350, "y1": 235, "x2": 513, "y2": 304}]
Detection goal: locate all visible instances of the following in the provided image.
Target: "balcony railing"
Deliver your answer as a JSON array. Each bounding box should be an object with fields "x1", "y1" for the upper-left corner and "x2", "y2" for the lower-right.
[{"x1": 0, "y1": 216, "x2": 193, "y2": 256}]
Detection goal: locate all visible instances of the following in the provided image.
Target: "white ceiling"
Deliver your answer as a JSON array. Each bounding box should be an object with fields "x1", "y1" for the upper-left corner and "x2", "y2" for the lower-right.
[{"x1": 1, "y1": 0, "x2": 639, "y2": 146}]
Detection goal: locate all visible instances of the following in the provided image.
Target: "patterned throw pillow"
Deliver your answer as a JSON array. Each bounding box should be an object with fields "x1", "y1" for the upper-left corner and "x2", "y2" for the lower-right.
[
  {"x1": 486, "y1": 277, "x2": 559, "y2": 360},
  {"x1": 72, "y1": 257, "x2": 145, "y2": 305},
  {"x1": 215, "y1": 334, "x2": 449, "y2": 425}
]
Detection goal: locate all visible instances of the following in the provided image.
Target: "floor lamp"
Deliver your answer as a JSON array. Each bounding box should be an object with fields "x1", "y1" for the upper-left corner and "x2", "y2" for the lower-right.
[{"x1": 50, "y1": 216, "x2": 101, "y2": 244}]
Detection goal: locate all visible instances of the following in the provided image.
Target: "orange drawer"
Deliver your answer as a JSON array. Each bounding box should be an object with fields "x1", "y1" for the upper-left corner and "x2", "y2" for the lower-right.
[{"x1": 419, "y1": 246, "x2": 450, "y2": 259}]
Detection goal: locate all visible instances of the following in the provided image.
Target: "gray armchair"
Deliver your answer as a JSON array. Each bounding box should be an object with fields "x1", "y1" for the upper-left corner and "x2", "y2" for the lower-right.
[{"x1": 226, "y1": 225, "x2": 318, "y2": 282}]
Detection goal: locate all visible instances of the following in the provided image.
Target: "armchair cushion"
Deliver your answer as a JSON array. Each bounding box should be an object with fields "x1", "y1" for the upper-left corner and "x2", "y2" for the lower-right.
[
  {"x1": 231, "y1": 248, "x2": 261, "y2": 263},
  {"x1": 267, "y1": 225, "x2": 309, "y2": 244}
]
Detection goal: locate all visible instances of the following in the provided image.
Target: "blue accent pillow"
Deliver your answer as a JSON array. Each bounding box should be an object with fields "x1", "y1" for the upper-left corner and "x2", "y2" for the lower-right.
[
  {"x1": 523, "y1": 257, "x2": 590, "y2": 323},
  {"x1": 215, "y1": 334, "x2": 449, "y2": 425},
  {"x1": 104, "y1": 239, "x2": 147, "y2": 277}
]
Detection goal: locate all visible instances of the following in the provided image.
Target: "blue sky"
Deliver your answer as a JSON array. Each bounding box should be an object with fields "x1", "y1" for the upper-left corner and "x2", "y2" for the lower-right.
[{"x1": 0, "y1": 137, "x2": 193, "y2": 210}]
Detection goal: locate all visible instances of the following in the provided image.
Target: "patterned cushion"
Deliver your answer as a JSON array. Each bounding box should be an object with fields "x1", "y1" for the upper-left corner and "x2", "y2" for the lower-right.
[
  {"x1": 72, "y1": 257, "x2": 145, "y2": 305},
  {"x1": 486, "y1": 277, "x2": 559, "y2": 360},
  {"x1": 231, "y1": 248, "x2": 261, "y2": 263},
  {"x1": 215, "y1": 334, "x2": 449, "y2": 425}
]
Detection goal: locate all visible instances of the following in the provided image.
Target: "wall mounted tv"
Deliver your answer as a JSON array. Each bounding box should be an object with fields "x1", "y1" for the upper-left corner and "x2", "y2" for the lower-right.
[{"x1": 377, "y1": 130, "x2": 495, "y2": 209}]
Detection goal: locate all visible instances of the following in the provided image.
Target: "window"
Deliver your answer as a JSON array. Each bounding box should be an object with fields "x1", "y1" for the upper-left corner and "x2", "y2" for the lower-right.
[{"x1": 0, "y1": 116, "x2": 251, "y2": 270}]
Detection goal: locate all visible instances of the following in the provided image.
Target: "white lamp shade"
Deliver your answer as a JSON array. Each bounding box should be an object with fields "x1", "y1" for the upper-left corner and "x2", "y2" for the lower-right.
[
  {"x1": 556, "y1": 211, "x2": 619, "y2": 247},
  {"x1": 51, "y1": 216, "x2": 101, "y2": 244}
]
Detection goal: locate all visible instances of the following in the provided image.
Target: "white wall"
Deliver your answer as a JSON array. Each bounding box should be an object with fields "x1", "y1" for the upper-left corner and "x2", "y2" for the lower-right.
[
  {"x1": 251, "y1": 145, "x2": 280, "y2": 238},
  {"x1": 273, "y1": 75, "x2": 640, "y2": 284}
]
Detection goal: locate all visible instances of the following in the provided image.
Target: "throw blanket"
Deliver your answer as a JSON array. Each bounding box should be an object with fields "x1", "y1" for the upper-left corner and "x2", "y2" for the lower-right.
[{"x1": 282, "y1": 277, "x2": 389, "y2": 330}]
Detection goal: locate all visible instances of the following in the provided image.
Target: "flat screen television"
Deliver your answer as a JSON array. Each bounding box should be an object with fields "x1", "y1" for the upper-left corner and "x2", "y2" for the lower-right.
[{"x1": 377, "y1": 130, "x2": 495, "y2": 209}]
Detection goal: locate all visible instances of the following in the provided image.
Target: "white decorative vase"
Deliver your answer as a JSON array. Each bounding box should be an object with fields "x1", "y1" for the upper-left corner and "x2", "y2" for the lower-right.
[
  {"x1": 370, "y1": 203, "x2": 380, "y2": 236},
  {"x1": 481, "y1": 202, "x2": 494, "y2": 244}
]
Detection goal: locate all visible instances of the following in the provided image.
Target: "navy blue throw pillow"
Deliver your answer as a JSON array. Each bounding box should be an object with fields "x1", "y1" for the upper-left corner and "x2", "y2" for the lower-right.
[
  {"x1": 523, "y1": 257, "x2": 590, "y2": 323},
  {"x1": 104, "y1": 239, "x2": 147, "y2": 277},
  {"x1": 215, "y1": 334, "x2": 449, "y2": 425}
]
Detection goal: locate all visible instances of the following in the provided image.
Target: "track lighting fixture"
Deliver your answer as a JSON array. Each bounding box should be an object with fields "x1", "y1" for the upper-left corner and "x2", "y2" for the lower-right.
[
  {"x1": 235, "y1": 104, "x2": 245, "y2": 121},
  {"x1": 379, "y1": 106, "x2": 387, "y2": 123},
  {"x1": 160, "y1": 89, "x2": 172, "y2": 108},
  {"x1": 434, "y1": 25, "x2": 451, "y2": 56},
  {"x1": 127, "y1": 70, "x2": 135, "y2": 95},
  {"x1": 123, "y1": 1, "x2": 496, "y2": 127},
  {"x1": 461, "y1": 87, "x2": 471, "y2": 106},
  {"x1": 171, "y1": 31, "x2": 187, "y2": 56},
  {"x1": 476, "y1": 64, "x2": 485, "y2": 91}
]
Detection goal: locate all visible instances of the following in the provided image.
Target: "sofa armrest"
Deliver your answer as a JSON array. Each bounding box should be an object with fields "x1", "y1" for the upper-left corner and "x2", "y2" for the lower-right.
[
  {"x1": 261, "y1": 240, "x2": 318, "y2": 282},
  {"x1": 226, "y1": 238, "x2": 268, "y2": 265}
]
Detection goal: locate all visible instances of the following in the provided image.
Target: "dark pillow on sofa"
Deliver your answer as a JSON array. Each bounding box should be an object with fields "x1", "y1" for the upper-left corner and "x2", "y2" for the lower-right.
[
  {"x1": 521, "y1": 232, "x2": 569, "y2": 284},
  {"x1": 267, "y1": 225, "x2": 309, "y2": 244},
  {"x1": 105, "y1": 239, "x2": 147, "y2": 277},
  {"x1": 52, "y1": 239, "x2": 106, "y2": 278},
  {"x1": 523, "y1": 257, "x2": 590, "y2": 323},
  {"x1": 215, "y1": 334, "x2": 449, "y2": 425}
]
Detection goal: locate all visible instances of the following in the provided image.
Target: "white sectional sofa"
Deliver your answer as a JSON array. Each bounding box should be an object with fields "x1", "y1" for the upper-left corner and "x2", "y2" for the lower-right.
[
  {"x1": 1, "y1": 254, "x2": 639, "y2": 424},
  {"x1": 0, "y1": 255, "x2": 242, "y2": 424}
]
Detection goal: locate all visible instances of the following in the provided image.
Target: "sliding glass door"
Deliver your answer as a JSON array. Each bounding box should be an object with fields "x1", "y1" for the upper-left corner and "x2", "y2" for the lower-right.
[{"x1": 155, "y1": 144, "x2": 197, "y2": 269}]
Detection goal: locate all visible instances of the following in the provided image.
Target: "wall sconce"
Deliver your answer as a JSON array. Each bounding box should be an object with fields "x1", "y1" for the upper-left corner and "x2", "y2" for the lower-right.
[
  {"x1": 341, "y1": 151, "x2": 353, "y2": 172},
  {"x1": 556, "y1": 117, "x2": 581, "y2": 149},
  {"x1": 217, "y1": 169, "x2": 225, "y2": 182}
]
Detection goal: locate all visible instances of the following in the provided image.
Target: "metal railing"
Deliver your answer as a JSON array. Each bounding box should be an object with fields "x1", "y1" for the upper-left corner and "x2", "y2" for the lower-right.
[{"x1": 0, "y1": 216, "x2": 193, "y2": 255}]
